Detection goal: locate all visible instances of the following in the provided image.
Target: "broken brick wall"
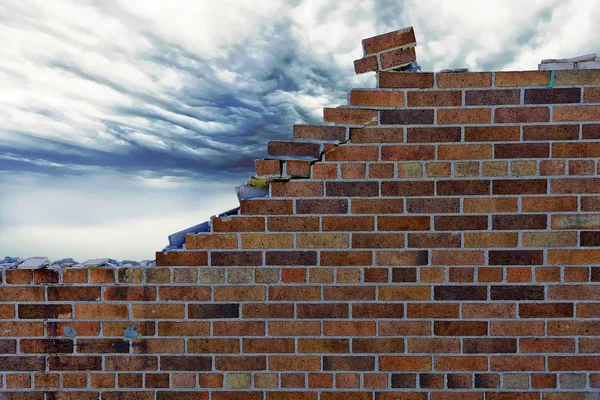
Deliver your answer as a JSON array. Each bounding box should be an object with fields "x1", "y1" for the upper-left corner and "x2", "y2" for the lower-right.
[{"x1": 2, "y1": 27, "x2": 600, "y2": 399}]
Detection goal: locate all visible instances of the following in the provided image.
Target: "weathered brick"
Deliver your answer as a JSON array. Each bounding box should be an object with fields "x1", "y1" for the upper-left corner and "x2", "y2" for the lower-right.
[
  {"x1": 48, "y1": 286, "x2": 101, "y2": 301},
  {"x1": 351, "y1": 128, "x2": 403, "y2": 143},
  {"x1": 271, "y1": 181, "x2": 324, "y2": 197},
  {"x1": 466, "y1": 89, "x2": 520, "y2": 105},
  {"x1": 323, "y1": 108, "x2": 378, "y2": 125},
  {"x1": 323, "y1": 356, "x2": 375, "y2": 371},
  {"x1": 354, "y1": 55, "x2": 378, "y2": 74},
  {"x1": 350, "y1": 90, "x2": 404, "y2": 107},
  {"x1": 380, "y1": 109, "x2": 434, "y2": 125},
  {"x1": 326, "y1": 181, "x2": 378, "y2": 197},
  {"x1": 437, "y1": 108, "x2": 491, "y2": 125},
  {"x1": 294, "y1": 125, "x2": 346, "y2": 141},
  {"x1": 434, "y1": 216, "x2": 488, "y2": 231},
  {"x1": 132, "y1": 304, "x2": 184, "y2": 319},
  {"x1": 105, "y1": 286, "x2": 156, "y2": 301},
  {"x1": 408, "y1": 91, "x2": 461, "y2": 107},
  {"x1": 381, "y1": 145, "x2": 435, "y2": 161},
  {"x1": 381, "y1": 181, "x2": 434, "y2": 196},
  {"x1": 19, "y1": 304, "x2": 71, "y2": 319},
  {"x1": 495, "y1": 107, "x2": 549, "y2": 123},
  {"x1": 434, "y1": 356, "x2": 488, "y2": 371}
]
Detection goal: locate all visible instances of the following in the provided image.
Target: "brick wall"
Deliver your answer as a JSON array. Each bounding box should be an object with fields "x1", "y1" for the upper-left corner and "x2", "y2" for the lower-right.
[{"x1": 2, "y1": 27, "x2": 600, "y2": 399}]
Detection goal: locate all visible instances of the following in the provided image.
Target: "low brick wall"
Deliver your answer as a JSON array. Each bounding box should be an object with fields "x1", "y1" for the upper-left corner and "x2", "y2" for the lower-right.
[{"x1": 2, "y1": 28, "x2": 600, "y2": 399}]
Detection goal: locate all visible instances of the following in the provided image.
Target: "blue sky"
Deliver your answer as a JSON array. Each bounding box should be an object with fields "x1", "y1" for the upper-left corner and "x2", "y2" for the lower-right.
[{"x1": 1, "y1": 0, "x2": 598, "y2": 262}]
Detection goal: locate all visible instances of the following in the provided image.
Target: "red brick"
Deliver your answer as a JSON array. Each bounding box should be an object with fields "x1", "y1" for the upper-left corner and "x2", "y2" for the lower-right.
[
  {"x1": 379, "y1": 356, "x2": 431, "y2": 371},
  {"x1": 354, "y1": 55, "x2": 378, "y2": 74},
  {"x1": 324, "y1": 146, "x2": 378, "y2": 161},
  {"x1": 255, "y1": 159, "x2": 281, "y2": 176},
  {"x1": 520, "y1": 338, "x2": 575, "y2": 353},
  {"x1": 437, "y1": 108, "x2": 491, "y2": 125},
  {"x1": 268, "y1": 216, "x2": 319, "y2": 232},
  {"x1": 495, "y1": 71, "x2": 550, "y2": 87},
  {"x1": 583, "y1": 124, "x2": 600, "y2": 139},
  {"x1": 551, "y1": 178, "x2": 600, "y2": 194},
  {"x1": 382, "y1": 181, "x2": 434, "y2": 196},
  {"x1": 378, "y1": 216, "x2": 430, "y2": 231},
  {"x1": 548, "y1": 356, "x2": 600, "y2": 371},
  {"x1": 155, "y1": 251, "x2": 208, "y2": 266},
  {"x1": 271, "y1": 181, "x2": 323, "y2": 197},
  {"x1": 240, "y1": 199, "x2": 292, "y2": 215},
  {"x1": 350, "y1": 128, "x2": 403, "y2": 143},
  {"x1": 379, "y1": 72, "x2": 434, "y2": 88},
  {"x1": 465, "y1": 89, "x2": 520, "y2": 105},
  {"x1": 323, "y1": 108, "x2": 377, "y2": 125},
  {"x1": 380, "y1": 109, "x2": 434, "y2": 125},
  {"x1": 408, "y1": 233, "x2": 461, "y2": 248},
  {"x1": 268, "y1": 140, "x2": 320, "y2": 158},
  {"x1": 269, "y1": 356, "x2": 320, "y2": 371},
  {"x1": 435, "y1": 356, "x2": 488, "y2": 371},
  {"x1": 326, "y1": 181, "x2": 378, "y2": 197},
  {"x1": 464, "y1": 126, "x2": 520, "y2": 141},
  {"x1": 495, "y1": 107, "x2": 549, "y2": 123},
  {"x1": 553, "y1": 106, "x2": 600, "y2": 121},
  {"x1": 381, "y1": 145, "x2": 435, "y2": 161},
  {"x1": 495, "y1": 143, "x2": 549, "y2": 158},
  {"x1": 362, "y1": 27, "x2": 416, "y2": 55},
  {"x1": 523, "y1": 124, "x2": 579, "y2": 140},
  {"x1": 437, "y1": 72, "x2": 492, "y2": 88},
  {"x1": 379, "y1": 286, "x2": 431, "y2": 301},
  {"x1": 350, "y1": 90, "x2": 404, "y2": 107},
  {"x1": 293, "y1": 125, "x2": 346, "y2": 141}
]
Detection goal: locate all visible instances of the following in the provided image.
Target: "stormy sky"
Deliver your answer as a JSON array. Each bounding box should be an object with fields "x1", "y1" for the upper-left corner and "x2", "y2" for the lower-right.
[{"x1": 1, "y1": 0, "x2": 599, "y2": 262}]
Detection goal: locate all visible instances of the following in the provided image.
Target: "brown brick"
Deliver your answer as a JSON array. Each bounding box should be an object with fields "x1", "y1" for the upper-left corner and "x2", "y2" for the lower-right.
[
  {"x1": 255, "y1": 159, "x2": 281, "y2": 176},
  {"x1": 354, "y1": 55, "x2": 378, "y2": 74},
  {"x1": 395, "y1": 163, "x2": 422, "y2": 178},
  {"x1": 266, "y1": 251, "x2": 316, "y2": 266},
  {"x1": 269, "y1": 321, "x2": 320, "y2": 337},
  {"x1": 369, "y1": 163, "x2": 395, "y2": 178},
  {"x1": 548, "y1": 250, "x2": 600, "y2": 265},
  {"x1": 378, "y1": 216, "x2": 430, "y2": 231},
  {"x1": 320, "y1": 251, "x2": 372, "y2": 266},
  {"x1": 495, "y1": 71, "x2": 550, "y2": 86},
  {"x1": 350, "y1": 128, "x2": 403, "y2": 143},
  {"x1": 269, "y1": 286, "x2": 320, "y2": 301},
  {"x1": 407, "y1": 338, "x2": 460, "y2": 354},
  {"x1": 506, "y1": 267, "x2": 533, "y2": 282},
  {"x1": 532, "y1": 373, "x2": 556, "y2": 389},
  {"x1": 381, "y1": 181, "x2": 434, "y2": 196},
  {"x1": 187, "y1": 304, "x2": 239, "y2": 319},
  {"x1": 46, "y1": 286, "x2": 100, "y2": 302},
  {"x1": 379, "y1": 72, "x2": 434, "y2": 88},
  {"x1": 435, "y1": 356, "x2": 488, "y2": 372},
  {"x1": 324, "y1": 321, "x2": 376, "y2": 336},
  {"x1": 581, "y1": 231, "x2": 600, "y2": 247},
  {"x1": 490, "y1": 285, "x2": 544, "y2": 300},
  {"x1": 554, "y1": 106, "x2": 600, "y2": 122},
  {"x1": 160, "y1": 356, "x2": 211, "y2": 371},
  {"x1": 407, "y1": 91, "x2": 461, "y2": 107},
  {"x1": 523, "y1": 124, "x2": 579, "y2": 140},
  {"x1": 213, "y1": 392, "x2": 260, "y2": 400},
  {"x1": 449, "y1": 267, "x2": 474, "y2": 282},
  {"x1": 352, "y1": 233, "x2": 404, "y2": 249},
  {"x1": 493, "y1": 214, "x2": 547, "y2": 230},
  {"x1": 312, "y1": 163, "x2": 337, "y2": 179},
  {"x1": 294, "y1": 125, "x2": 346, "y2": 141},
  {"x1": 569, "y1": 159, "x2": 595, "y2": 175},
  {"x1": 432, "y1": 250, "x2": 484, "y2": 265},
  {"x1": 379, "y1": 321, "x2": 431, "y2": 337},
  {"x1": 420, "y1": 373, "x2": 445, "y2": 389},
  {"x1": 351, "y1": 199, "x2": 404, "y2": 214},
  {"x1": 352, "y1": 304, "x2": 404, "y2": 319},
  {"x1": 522, "y1": 196, "x2": 577, "y2": 212},
  {"x1": 271, "y1": 181, "x2": 323, "y2": 197},
  {"x1": 101, "y1": 286, "x2": 154, "y2": 302},
  {"x1": 269, "y1": 355, "x2": 320, "y2": 371},
  {"x1": 379, "y1": 356, "x2": 431, "y2": 372},
  {"x1": 406, "y1": 198, "x2": 460, "y2": 214},
  {"x1": 548, "y1": 356, "x2": 600, "y2": 371},
  {"x1": 434, "y1": 216, "x2": 488, "y2": 230},
  {"x1": 491, "y1": 356, "x2": 545, "y2": 371},
  {"x1": 5, "y1": 269, "x2": 32, "y2": 284},
  {"x1": 324, "y1": 146, "x2": 378, "y2": 162},
  {"x1": 88, "y1": 268, "x2": 114, "y2": 283},
  {"x1": 323, "y1": 108, "x2": 377, "y2": 125},
  {"x1": 464, "y1": 233, "x2": 518, "y2": 248},
  {"x1": 520, "y1": 338, "x2": 575, "y2": 353},
  {"x1": 465, "y1": 89, "x2": 520, "y2": 105},
  {"x1": 240, "y1": 199, "x2": 292, "y2": 216},
  {"x1": 381, "y1": 145, "x2": 434, "y2": 161},
  {"x1": 420, "y1": 267, "x2": 446, "y2": 282},
  {"x1": 296, "y1": 200, "x2": 347, "y2": 216},
  {"x1": 493, "y1": 179, "x2": 547, "y2": 195},
  {"x1": 462, "y1": 304, "x2": 516, "y2": 319},
  {"x1": 495, "y1": 107, "x2": 549, "y2": 123},
  {"x1": 491, "y1": 321, "x2": 544, "y2": 336},
  {"x1": 495, "y1": 144, "x2": 550, "y2": 160},
  {"x1": 268, "y1": 216, "x2": 318, "y2": 232},
  {"x1": 436, "y1": 180, "x2": 490, "y2": 196},
  {"x1": 464, "y1": 126, "x2": 520, "y2": 142},
  {"x1": 552, "y1": 178, "x2": 600, "y2": 194},
  {"x1": 268, "y1": 141, "x2": 320, "y2": 159},
  {"x1": 297, "y1": 303, "x2": 348, "y2": 319},
  {"x1": 437, "y1": 108, "x2": 491, "y2": 124},
  {"x1": 379, "y1": 286, "x2": 431, "y2": 301},
  {"x1": 434, "y1": 286, "x2": 487, "y2": 301},
  {"x1": 380, "y1": 109, "x2": 434, "y2": 125},
  {"x1": 406, "y1": 127, "x2": 461, "y2": 143},
  {"x1": 214, "y1": 286, "x2": 265, "y2": 302},
  {"x1": 379, "y1": 47, "x2": 416, "y2": 72},
  {"x1": 297, "y1": 339, "x2": 349, "y2": 355},
  {"x1": 463, "y1": 338, "x2": 517, "y2": 353},
  {"x1": 350, "y1": 90, "x2": 404, "y2": 107},
  {"x1": 324, "y1": 286, "x2": 375, "y2": 301},
  {"x1": 408, "y1": 233, "x2": 461, "y2": 248},
  {"x1": 325, "y1": 181, "x2": 378, "y2": 197},
  {"x1": 391, "y1": 267, "x2": 417, "y2": 282},
  {"x1": 132, "y1": 304, "x2": 184, "y2": 319},
  {"x1": 525, "y1": 88, "x2": 581, "y2": 104},
  {"x1": 241, "y1": 233, "x2": 292, "y2": 249},
  {"x1": 362, "y1": 27, "x2": 416, "y2": 54},
  {"x1": 540, "y1": 160, "x2": 566, "y2": 176},
  {"x1": 489, "y1": 250, "x2": 543, "y2": 265},
  {"x1": 49, "y1": 356, "x2": 102, "y2": 371},
  {"x1": 296, "y1": 234, "x2": 348, "y2": 249},
  {"x1": 323, "y1": 356, "x2": 375, "y2": 371},
  {"x1": 425, "y1": 162, "x2": 451, "y2": 177},
  {"x1": 583, "y1": 124, "x2": 600, "y2": 139},
  {"x1": 211, "y1": 251, "x2": 262, "y2": 266},
  {"x1": 155, "y1": 251, "x2": 208, "y2": 266},
  {"x1": 322, "y1": 216, "x2": 374, "y2": 231},
  {"x1": 552, "y1": 214, "x2": 600, "y2": 230},
  {"x1": 437, "y1": 72, "x2": 492, "y2": 88},
  {"x1": 242, "y1": 339, "x2": 294, "y2": 354},
  {"x1": 406, "y1": 304, "x2": 459, "y2": 319},
  {"x1": 0, "y1": 287, "x2": 44, "y2": 302},
  {"x1": 19, "y1": 304, "x2": 71, "y2": 319},
  {"x1": 375, "y1": 251, "x2": 428, "y2": 266},
  {"x1": 241, "y1": 304, "x2": 293, "y2": 319}
]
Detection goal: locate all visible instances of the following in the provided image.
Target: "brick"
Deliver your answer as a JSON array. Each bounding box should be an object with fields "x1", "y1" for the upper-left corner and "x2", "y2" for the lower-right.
[
  {"x1": 491, "y1": 356, "x2": 545, "y2": 371},
  {"x1": 581, "y1": 231, "x2": 600, "y2": 246},
  {"x1": 520, "y1": 338, "x2": 575, "y2": 353},
  {"x1": 214, "y1": 286, "x2": 265, "y2": 301},
  {"x1": 269, "y1": 356, "x2": 320, "y2": 371},
  {"x1": 583, "y1": 124, "x2": 600, "y2": 139},
  {"x1": 493, "y1": 214, "x2": 547, "y2": 230},
  {"x1": 294, "y1": 234, "x2": 348, "y2": 249},
  {"x1": 379, "y1": 321, "x2": 431, "y2": 337},
  {"x1": 540, "y1": 160, "x2": 566, "y2": 176},
  {"x1": 408, "y1": 233, "x2": 461, "y2": 248},
  {"x1": 19, "y1": 304, "x2": 71, "y2": 319},
  {"x1": 265, "y1": 250, "x2": 316, "y2": 266},
  {"x1": 548, "y1": 285, "x2": 600, "y2": 300},
  {"x1": 523, "y1": 124, "x2": 579, "y2": 140},
  {"x1": 49, "y1": 356, "x2": 102, "y2": 371},
  {"x1": 324, "y1": 146, "x2": 378, "y2": 162},
  {"x1": 432, "y1": 250, "x2": 484, "y2": 265},
  {"x1": 378, "y1": 216, "x2": 430, "y2": 231},
  {"x1": 297, "y1": 200, "x2": 348, "y2": 216},
  {"x1": 318, "y1": 251, "x2": 370, "y2": 266},
  {"x1": 160, "y1": 356, "x2": 211, "y2": 371},
  {"x1": 350, "y1": 90, "x2": 404, "y2": 107},
  {"x1": 495, "y1": 71, "x2": 550, "y2": 86},
  {"x1": 406, "y1": 303, "x2": 459, "y2": 319},
  {"x1": 464, "y1": 198, "x2": 518, "y2": 214},
  {"x1": 0, "y1": 287, "x2": 44, "y2": 302},
  {"x1": 381, "y1": 181, "x2": 434, "y2": 196},
  {"x1": 465, "y1": 89, "x2": 520, "y2": 105},
  {"x1": 354, "y1": 55, "x2": 378, "y2": 74},
  {"x1": 465, "y1": 126, "x2": 520, "y2": 142},
  {"x1": 381, "y1": 145, "x2": 435, "y2": 160},
  {"x1": 506, "y1": 267, "x2": 533, "y2": 282},
  {"x1": 240, "y1": 199, "x2": 292, "y2": 216},
  {"x1": 548, "y1": 321, "x2": 600, "y2": 336},
  {"x1": 188, "y1": 304, "x2": 239, "y2": 319},
  {"x1": 322, "y1": 216, "x2": 374, "y2": 231},
  {"x1": 324, "y1": 321, "x2": 376, "y2": 336},
  {"x1": 379, "y1": 286, "x2": 431, "y2": 301},
  {"x1": 522, "y1": 196, "x2": 577, "y2": 212},
  {"x1": 255, "y1": 159, "x2": 281, "y2": 176},
  {"x1": 363, "y1": 27, "x2": 416, "y2": 54},
  {"x1": 496, "y1": 143, "x2": 550, "y2": 159},
  {"x1": 294, "y1": 125, "x2": 346, "y2": 141},
  {"x1": 554, "y1": 142, "x2": 600, "y2": 158},
  {"x1": 145, "y1": 268, "x2": 170, "y2": 283},
  {"x1": 406, "y1": 198, "x2": 460, "y2": 214},
  {"x1": 464, "y1": 338, "x2": 517, "y2": 353},
  {"x1": 548, "y1": 356, "x2": 600, "y2": 371},
  {"x1": 326, "y1": 181, "x2": 378, "y2": 197},
  {"x1": 522, "y1": 232, "x2": 578, "y2": 248},
  {"x1": 434, "y1": 286, "x2": 487, "y2": 301},
  {"x1": 551, "y1": 178, "x2": 600, "y2": 194},
  {"x1": 489, "y1": 250, "x2": 543, "y2": 265},
  {"x1": 525, "y1": 88, "x2": 581, "y2": 104},
  {"x1": 555, "y1": 70, "x2": 600, "y2": 86},
  {"x1": 437, "y1": 108, "x2": 491, "y2": 124},
  {"x1": 369, "y1": 163, "x2": 395, "y2": 178},
  {"x1": 407, "y1": 338, "x2": 460, "y2": 353},
  {"x1": 495, "y1": 107, "x2": 549, "y2": 123},
  {"x1": 454, "y1": 161, "x2": 480, "y2": 177},
  {"x1": 462, "y1": 304, "x2": 516, "y2": 318},
  {"x1": 211, "y1": 251, "x2": 262, "y2": 266},
  {"x1": 351, "y1": 233, "x2": 403, "y2": 249},
  {"x1": 436, "y1": 180, "x2": 490, "y2": 195},
  {"x1": 323, "y1": 108, "x2": 377, "y2": 125},
  {"x1": 434, "y1": 356, "x2": 488, "y2": 371},
  {"x1": 379, "y1": 356, "x2": 431, "y2": 372},
  {"x1": 155, "y1": 251, "x2": 208, "y2": 266},
  {"x1": 391, "y1": 373, "x2": 417, "y2": 389},
  {"x1": 132, "y1": 304, "x2": 184, "y2": 319},
  {"x1": 268, "y1": 140, "x2": 320, "y2": 158},
  {"x1": 269, "y1": 286, "x2": 320, "y2": 301},
  {"x1": 295, "y1": 303, "x2": 347, "y2": 319},
  {"x1": 88, "y1": 267, "x2": 114, "y2": 283},
  {"x1": 380, "y1": 109, "x2": 434, "y2": 125},
  {"x1": 449, "y1": 267, "x2": 474, "y2": 282},
  {"x1": 548, "y1": 250, "x2": 600, "y2": 265},
  {"x1": 240, "y1": 233, "x2": 292, "y2": 249},
  {"x1": 437, "y1": 72, "x2": 492, "y2": 88},
  {"x1": 493, "y1": 179, "x2": 547, "y2": 195},
  {"x1": 5, "y1": 269, "x2": 32, "y2": 284},
  {"x1": 397, "y1": 163, "x2": 423, "y2": 177},
  {"x1": 364, "y1": 373, "x2": 388, "y2": 389},
  {"x1": 323, "y1": 356, "x2": 375, "y2": 371},
  {"x1": 464, "y1": 232, "x2": 518, "y2": 248},
  {"x1": 554, "y1": 106, "x2": 600, "y2": 122},
  {"x1": 213, "y1": 393, "x2": 261, "y2": 400},
  {"x1": 117, "y1": 267, "x2": 143, "y2": 283},
  {"x1": 46, "y1": 286, "x2": 100, "y2": 302},
  {"x1": 78, "y1": 339, "x2": 130, "y2": 354},
  {"x1": 483, "y1": 161, "x2": 509, "y2": 176},
  {"x1": 268, "y1": 216, "x2": 319, "y2": 232},
  {"x1": 350, "y1": 128, "x2": 403, "y2": 143},
  {"x1": 435, "y1": 216, "x2": 488, "y2": 230},
  {"x1": 312, "y1": 163, "x2": 337, "y2": 179},
  {"x1": 271, "y1": 181, "x2": 324, "y2": 197},
  {"x1": 407, "y1": 127, "x2": 461, "y2": 143},
  {"x1": 353, "y1": 304, "x2": 404, "y2": 319},
  {"x1": 376, "y1": 251, "x2": 428, "y2": 266},
  {"x1": 532, "y1": 373, "x2": 557, "y2": 389},
  {"x1": 379, "y1": 72, "x2": 434, "y2": 88},
  {"x1": 490, "y1": 285, "x2": 544, "y2": 300},
  {"x1": 476, "y1": 267, "x2": 503, "y2": 282},
  {"x1": 569, "y1": 159, "x2": 595, "y2": 175},
  {"x1": 408, "y1": 91, "x2": 461, "y2": 107},
  {"x1": 446, "y1": 374, "x2": 472, "y2": 389}
]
